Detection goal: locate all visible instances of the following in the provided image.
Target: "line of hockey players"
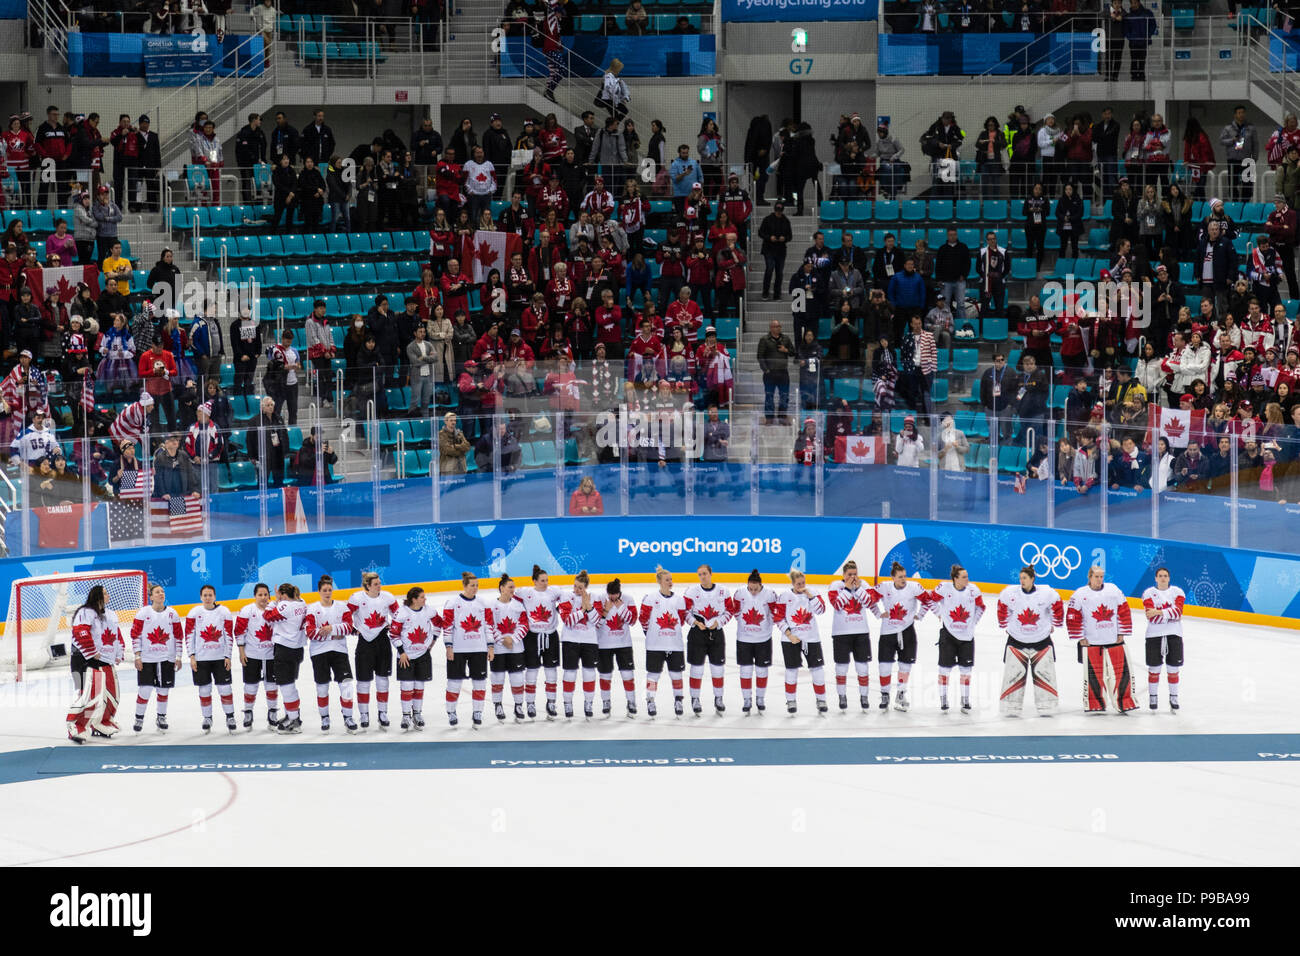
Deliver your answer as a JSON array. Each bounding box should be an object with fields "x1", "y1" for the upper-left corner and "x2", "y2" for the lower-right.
[{"x1": 62, "y1": 561, "x2": 1187, "y2": 742}]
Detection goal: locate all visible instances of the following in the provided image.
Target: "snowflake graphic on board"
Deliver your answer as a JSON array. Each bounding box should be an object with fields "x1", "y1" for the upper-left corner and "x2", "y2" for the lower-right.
[
  {"x1": 228, "y1": 543, "x2": 243, "y2": 556},
  {"x1": 1183, "y1": 565, "x2": 1225, "y2": 609},
  {"x1": 1138, "y1": 544, "x2": 1165, "y2": 568},
  {"x1": 938, "y1": 532, "x2": 956, "y2": 552},
  {"x1": 1275, "y1": 568, "x2": 1300, "y2": 590},
  {"x1": 143, "y1": 567, "x2": 172, "y2": 587},
  {"x1": 1110, "y1": 545, "x2": 1125, "y2": 565},
  {"x1": 551, "y1": 545, "x2": 589, "y2": 575},
  {"x1": 362, "y1": 559, "x2": 383, "y2": 575},
  {"x1": 433, "y1": 525, "x2": 459, "y2": 552},
  {"x1": 293, "y1": 557, "x2": 314, "y2": 577},
  {"x1": 332, "y1": 539, "x2": 352, "y2": 564},
  {"x1": 910, "y1": 547, "x2": 934, "y2": 575},
  {"x1": 969, "y1": 529, "x2": 1010, "y2": 565},
  {"x1": 240, "y1": 561, "x2": 260, "y2": 584},
  {"x1": 405, "y1": 529, "x2": 444, "y2": 566}
]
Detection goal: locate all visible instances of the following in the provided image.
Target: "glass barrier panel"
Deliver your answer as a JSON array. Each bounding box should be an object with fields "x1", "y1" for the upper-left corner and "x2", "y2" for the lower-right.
[
  {"x1": 1048, "y1": 417, "x2": 1102, "y2": 534},
  {"x1": 692, "y1": 408, "x2": 749, "y2": 516},
  {"x1": 934, "y1": 413, "x2": 991, "y2": 525},
  {"x1": 1234, "y1": 430, "x2": 1300, "y2": 557},
  {"x1": 757, "y1": 410, "x2": 819, "y2": 517}
]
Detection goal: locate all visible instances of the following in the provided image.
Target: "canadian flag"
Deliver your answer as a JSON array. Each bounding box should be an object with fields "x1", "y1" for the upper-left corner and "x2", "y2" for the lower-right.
[
  {"x1": 461, "y1": 230, "x2": 523, "y2": 284},
  {"x1": 835, "y1": 435, "x2": 886, "y2": 464},
  {"x1": 1148, "y1": 403, "x2": 1205, "y2": 449},
  {"x1": 23, "y1": 265, "x2": 100, "y2": 303}
]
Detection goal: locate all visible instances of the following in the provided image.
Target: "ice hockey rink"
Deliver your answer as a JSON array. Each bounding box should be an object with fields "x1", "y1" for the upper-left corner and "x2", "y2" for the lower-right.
[{"x1": 1, "y1": 584, "x2": 1296, "y2": 867}]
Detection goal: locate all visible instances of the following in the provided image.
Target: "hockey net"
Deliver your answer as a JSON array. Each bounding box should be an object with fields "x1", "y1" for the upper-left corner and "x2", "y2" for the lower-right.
[{"x1": 1, "y1": 570, "x2": 148, "y2": 681}]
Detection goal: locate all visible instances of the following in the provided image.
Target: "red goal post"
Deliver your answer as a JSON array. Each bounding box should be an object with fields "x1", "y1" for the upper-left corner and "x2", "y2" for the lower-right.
[{"x1": 1, "y1": 570, "x2": 148, "y2": 682}]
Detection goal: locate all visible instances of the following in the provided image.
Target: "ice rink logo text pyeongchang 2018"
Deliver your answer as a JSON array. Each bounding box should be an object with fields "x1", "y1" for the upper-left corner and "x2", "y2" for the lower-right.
[
  {"x1": 734, "y1": 0, "x2": 870, "y2": 10},
  {"x1": 619, "y1": 537, "x2": 742, "y2": 558}
]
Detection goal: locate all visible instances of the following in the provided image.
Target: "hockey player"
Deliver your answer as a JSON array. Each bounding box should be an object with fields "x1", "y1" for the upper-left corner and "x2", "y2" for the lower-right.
[
  {"x1": 520, "y1": 565, "x2": 562, "y2": 719},
  {"x1": 869, "y1": 561, "x2": 930, "y2": 712},
  {"x1": 346, "y1": 571, "x2": 399, "y2": 729},
  {"x1": 557, "y1": 571, "x2": 601, "y2": 720},
  {"x1": 775, "y1": 570, "x2": 828, "y2": 714},
  {"x1": 490, "y1": 574, "x2": 529, "y2": 722},
  {"x1": 826, "y1": 560, "x2": 875, "y2": 711},
  {"x1": 926, "y1": 564, "x2": 985, "y2": 714},
  {"x1": 595, "y1": 578, "x2": 638, "y2": 718},
  {"x1": 996, "y1": 564, "x2": 1064, "y2": 716},
  {"x1": 66, "y1": 586, "x2": 124, "y2": 743},
  {"x1": 683, "y1": 564, "x2": 732, "y2": 716},
  {"x1": 1067, "y1": 565, "x2": 1137, "y2": 714},
  {"x1": 185, "y1": 585, "x2": 237, "y2": 733},
  {"x1": 1142, "y1": 567, "x2": 1186, "y2": 712},
  {"x1": 234, "y1": 582, "x2": 278, "y2": 729},
  {"x1": 391, "y1": 586, "x2": 442, "y2": 730},
  {"x1": 440, "y1": 572, "x2": 496, "y2": 728},
  {"x1": 304, "y1": 575, "x2": 358, "y2": 733},
  {"x1": 266, "y1": 583, "x2": 309, "y2": 734},
  {"x1": 727, "y1": 569, "x2": 780, "y2": 714},
  {"x1": 639, "y1": 566, "x2": 692, "y2": 718},
  {"x1": 130, "y1": 584, "x2": 182, "y2": 733}
]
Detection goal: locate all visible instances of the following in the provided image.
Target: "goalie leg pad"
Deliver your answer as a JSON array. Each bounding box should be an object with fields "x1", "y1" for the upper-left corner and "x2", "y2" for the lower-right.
[
  {"x1": 1028, "y1": 643, "x2": 1058, "y2": 713},
  {"x1": 1105, "y1": 644, "x2": 1138, "y2": 712},
  {"x1": 1084, "y1": 645, "x2": 1108, "y2": 711},
  {"x1": 999, "y1": 643, "x2": 1029, "y2": 715},
  {"x1": 86, "y1": 667, "x2": 120, "y2": 736}
]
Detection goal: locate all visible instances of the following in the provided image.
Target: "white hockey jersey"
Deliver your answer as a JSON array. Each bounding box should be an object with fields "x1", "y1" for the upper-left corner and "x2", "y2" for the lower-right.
[
  {"x1": 234, "y1": 604, "x2": 274, "y2": 660},
  {"x1": 926, "y1": 582, "x2": 986, "y2": 641},
  {"x1": 440, "y1": 594, "x2": 495, "y2": 653},
  {"x1": 683, "y1": 583, "x2": 732, "y2": 630},
  {"x1": 871, "y1": 581, "x2": 930, "y2": 634},
  {"x1": 265, "y1": 599, "x2": 308, "y2": 650},
  {"x1": 70, "y1": 607, "x2": 123, "y2": 665},
  {"x1": 826, "y1": 581, "x2": 877, "y2": 635},
  {"x1": 1066, "y1": 583, "x2": 1133, "y2": 646},
  {"x1": 727, "y1": 587, "x2": 780, "y2": 643},
  {"x1": 557, "y1": 591, "x2": 601, "y2": 644},
  {"x1": 491, "y1": 596, "x2": 528, "y2": 654},
  {"x1": 520, "y1": 587, "x2": 561, "y2": 635},
  {"x1": 391, "y1": 604, "x2": 442, "y2": 659},
  {"x1": 638, "y1": 589, "x2": 692, "y2": 652},
  {"x1": 304, "y1": 600, "x2": 352, "y2": 657},
  {"x1": 774, "y1": 589, "x2": 826, "y2": 643},
  {"x1": 1141, "y1": 585, "x2": 1186, "y2": 639},
  {"x1": 184, "y1": 604, "x2": 234, "y2": 661},
  {"x1": 596, "y1": 599, "x2": 636, "y2": 649},
  {"x1": 131, "y1": 605, "x2": 183, "y2": 662},
  {"x1": 996, "y1": 584, "x2": 1064, "y2": 642},
  {"x1": 346, "y1": 590, "x2": 400, "y2": 643}
]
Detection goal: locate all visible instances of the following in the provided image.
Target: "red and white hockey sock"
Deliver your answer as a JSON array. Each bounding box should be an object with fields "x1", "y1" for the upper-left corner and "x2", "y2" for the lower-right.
[
  {"x1": 471, "y1": 680, "x2": 487, "y2": 718},
  {"x1": 265, "y1": 682, "x2": 279, "y2": 718},
  {"x1": 525, "y1": 668, "x2": 538, "y2": 704},
  {"x1": 835, "y1": 661, "x2": 849, "y2": 694},
  {"x1": 938, "y1": 666, "x2": 952, "y2": 703},
  {"x1": 136, "y1": 685, "x2": 153, "y2": 720},
  {"x1": 217, "y1": 684, "x2": 235, "y2": 717},
  {"x1": 375, "y1": 676, "x2": 390, "y2": 719},
  {"x1": 400, "y1": 680, "x2": 415, "y2": 716},
  {"x1": 492, "y1": 681, "x2": 504, "y2": 704},
  {"x1": 689, "y1": 665, "x2": 704, "y2": 703},
  {"x1": 878, "y1": 663, "x2": 893, "y2": 694},
  {"x1": 446, "y1": 679, "x2": 462, "y2": 715},
  {"x1": 412, "y1": 686, "x2": 424, "y2": 715},
  {"x1": 544, "y1": 667, "x2": 558, "y2": 702},
  {"x1": 856, "y1": 660, "x2": 870, "y2": 693},
  {"x1": 1147, "y1": 667, "x2": 1161, "y2": 704},
  {"x1": 340, "y1": 679, "x2": 355, "y2": 720},
  {"x1": 620, "y1": 669, "x2": 635, "y2": 704},
  {"x1": 562, "y1": 668, "x2": 577, "y2": 706},
  {"x1": 1167, "y1": 666, "x2": 1180, "y2": 703},
  {"x1": 710, "y1": 663, "x2": 724, "y2": 698},
  {"x1": 242, "y1": 685, "x2": 257, "y2": 716},
  {"x1": 582, "y1": 667, "x2": 596, "y2": 706},
  {"x1": 785, "y1": 667, "x2": 799, "y2": 702},
  {"x1": 599, "y1": 672, "x2": 613, "y2": 702},
  {"x1": 810, "y1": 665, "x2": 826, "y2": 701},
  {"x1": 959, "y1": 666, "x2": 972, "y2": 703},
  {"x1": 739, "y1": 664, "x2": 753, "y2": 702},
  {"x1": 281, "y1": 682, "x2": 299, "y2": 716},
  {"x1": 357, "y1": 680, "x2": 371, "y2": 721},
  {"x1": 669, "y1": 672, "x2": 684, "y2": 701},
  {"x1": 646, "y1": 675, "x2": 659, "y2": 704},
  {"x1": 898, "y1": 662, "x2": 913, "y2": 686},
  {"x1": 509, "y1": 672, "x2": 525, "y2": 699},
  {"x1": 317, "y1": 682, "x2": 332, "y2": 719},
  {"x1": 199, "y1": 689, "x2": 213, "y2": 719},
  {"x1": 156, "y1": 690, "x2": 169, "y2": 717},
  {"x1": 755, "y1": 667, "x2": 769, "y2": 704}
]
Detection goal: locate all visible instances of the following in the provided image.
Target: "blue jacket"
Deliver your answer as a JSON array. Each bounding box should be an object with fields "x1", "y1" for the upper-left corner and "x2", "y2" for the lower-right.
[
  {"x1": 887, "y1": 270, "x2": 927, "y2": 310},
  {"x1": 1123, "y1": 8, "x2": 1157, "y2": 47},
  {"x1": 669, "y1": 158, "x2": 703, "y2": 197}
]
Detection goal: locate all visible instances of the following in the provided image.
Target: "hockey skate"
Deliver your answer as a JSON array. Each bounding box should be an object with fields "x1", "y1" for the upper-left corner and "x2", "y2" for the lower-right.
[
  {"x1": 941, "y1": 700, "x2": 950, "y2": 713},
  {"x1": 377, "y1": 714, "x2": 390, "y2": 730},
  {"x1": 1150, "y1": 700, "x2": 1158, "y2": 711},
  {"x1": 673, "y1": 697, "x2": 684, "y2": 717},
  {"x1": 267, "y1": 710, "x2": 278, "y2": 730},
  {"x1": 201, "y1": 717, "x2": 212, "y2": 734},
  {"x1": 68, "y1": 728, "x2": 86, "y2": 744},
  {"x1": 816, "y1": 699, "x2": 828, "y2": 715},
  {"x1": 471, "y1": 714, "x2": 483, "y2": 730},
  {"x1": 400, "y1": 715, "x2": 411, "y2": 731},
  {"x1": 743, "y1": 700, "x2": 752, "y2": 715},
  {"x1": 626, "y1": 700, "x2": 637, "y2": 718},
  {"x1": 277, "y1": 716, "x2": 303, "y2": 734},
  {"x1": 787, "y1": 701, "x2": 797, "y2": 714},
  {"x1": 412, "y1": 713, "x2": 425, "y2": 730},
  {"x1": 714, "y1": 696, "x2": 725, "y2": 715},
  {"x1": 838, "y1": 694, "x2": 848, "y2": 711},
  {"x1": 756, "y1": 699, "x2": 766, "y2": 713},
  {"x1": 156, "y1": 716, "x2": 168, "y2": 733},
  {"x1": 602, "y1": 699, "x2": 612, "y2": 717},
  {"x1": 692, "y1": 698, "x2": 703, "y2": 717},
  {"x1": 321, "y1": 717, "x2": 331, "y2": 733},
  {"x1": 545, "y1": 700, "x2": 557, "y2": 721},
  {"x1": 514, "y1": 703, "x2": 526, "y2": 722},
  {"x1": 860, "y1": 695, "x2": 870, "y2": 711},
  {"x1": 345, "y1": 718, "x2": 360, "y2": 734},
  {"x1": 495, "y1": 703, "x2": 506, "y2": 722},
  {"x1": 448, "y1": 712, "x2": 459, "y2": 727},
  {"x1": 527, "y1": 702, "x2": 537, "y2": 720},
  {"x1": 878, "y1": 692, "x2": 890, "y2": 710},
  {"x1": 226, "y1": 715, "x2": 238, "y2": 733},
  {"x1": 584, "y1": 702, "x2": 593, "y2": 720},
  {"x1": 1170, "y1": 699, "x2": 1180, "y2": 713},
  {"x1": 360, "y1": 719, "x2": 370, "y2": 730},
  {"x1": 242, "y1": 709, "x2": 253, "y2": 729},
  {"x1": 961, "y1": 700, "x2": 972, "y2": 714},
  {"x1": 133, "y1": 719, "x2": 144, "y2": 733},
  {"x1": 646, "y1": 698, "x2": 657, "y2": 718},
  {"x1": 564, "y1": 702, "x2": 574, "y2": 719},
  {"x1": 894, "y1": 690, "x2": 911, "y2": 712}
]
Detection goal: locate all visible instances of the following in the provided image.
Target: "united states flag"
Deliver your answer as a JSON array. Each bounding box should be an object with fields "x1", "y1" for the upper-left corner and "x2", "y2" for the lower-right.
[
  {"x1": 118, "y1": 469, "x2": 144, "y2": 501},
  {"x1": 149, "y1": 496, "x2": 204, "y2": 536}
]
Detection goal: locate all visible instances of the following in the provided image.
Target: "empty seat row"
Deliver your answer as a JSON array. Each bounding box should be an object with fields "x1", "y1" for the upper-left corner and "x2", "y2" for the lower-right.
[
  {"x1": 195, "y1": 230, "x2": 425, "y2": 260},
  {"x1": 218, "y1": 260, "x2": 424, "y2": 291}
]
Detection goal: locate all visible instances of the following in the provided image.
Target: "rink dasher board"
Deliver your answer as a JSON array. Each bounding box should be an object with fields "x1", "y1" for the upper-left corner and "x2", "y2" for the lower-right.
[{"x1": 6, "y1": 733, "x2": 1300, "y2": 783}]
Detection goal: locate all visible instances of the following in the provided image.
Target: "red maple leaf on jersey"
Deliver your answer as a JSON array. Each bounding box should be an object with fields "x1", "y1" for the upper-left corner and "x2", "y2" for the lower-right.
[
  {"x1": 790, "y1": 607, "x2": 813, "y2": 626},
  {"x1": 1016, "y1": 607, "x2": 1040, "y2": 627},
  {"x1": 605, "y1": 613, "x2": 625, "y2": 631},
  {"x1": 699, "y1": 605, "x2": 718, "y2": 620},
  {"x1": 529, "y1": 605, "x2": 552, "y2": 624},
  {"x1": 364, "y1": 610, "x2": 387, "y2": 630},
  {"x1": 655, "y1": 611, "x2": 679, "y2": 631},
  {"x1": 407, "y1": 627, "x2": 428, "y2": 645},
  {"x1": 200, "y1": 625, "x2": 222, "y2": 644},
  {"x1": 497, "y1": 616, "x2": 515, "y2": 634},
  {"x1": 742, "y1": 607, "x2": 764, "y2": 627},
  {"x1": 460, "y1": 614, "x2": 482, "y2": 634},
  {"x1": 146, "y1": 627, "x2": 170, "y2": 646},
  {"x1": 887, "y1": 603, "x2": 908, "y2": 621},
  {"x1": 948, "y1": 604, "x2": 971, "y2": 624},
  {"x1": 1091, "y1": 604, "x2": 1115, "y2": 622},
  {"x1": 841, "y1": 596, "x2": 863, "y2": 616},
  {"x1": 102, "y1": 629, "x2": 117, "y2": 646},
  {"x1": 252, "y1": 623, "x2": 271, "y2": 643}
]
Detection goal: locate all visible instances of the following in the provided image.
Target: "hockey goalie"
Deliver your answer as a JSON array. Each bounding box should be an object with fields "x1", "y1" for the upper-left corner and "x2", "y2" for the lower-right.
[
  {"x1": 1066, "y1": 566, "x2": 1138, "y2": 714},
  {"x1": 65, "y1": 587, "x2": 125, "y2": 743},
  {"x1": 996, "y1": 565, "x2": 1064, "y2": 716}
]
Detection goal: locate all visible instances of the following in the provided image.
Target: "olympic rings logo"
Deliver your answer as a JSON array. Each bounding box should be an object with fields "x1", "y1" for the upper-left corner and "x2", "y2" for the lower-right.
[{"x1": 1019, "y1": 542, "x2": 1082, "y2": 580}]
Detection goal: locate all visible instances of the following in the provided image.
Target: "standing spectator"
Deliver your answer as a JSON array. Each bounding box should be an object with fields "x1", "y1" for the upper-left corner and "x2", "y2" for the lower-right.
[
  {"x1": 413, "y1": 116, "x2": 444, "y2": 166},
  {"x1": 482, "y1": 113, "x2": 513, "y2": 193},
  {"x1": 34, "y1": 106, "x2": 70, "y2": 208},
  {"x1": 1123, "y1": 0, "x2": 1157, "y2": 80},
  {"x1": 598, "y1": 59, "x2": 631, "y2": 121},
  {"x1": 588, "y1": 116, "x2": 628, "y2": 189},
  {"x1": 757, "y1": 320, "x2": 794, "y2": 424},
  {"x1": 669, "y1": 143, "x2": 702, "y2": 199},
  {"x1": 234, "y1": 113, "x2": 266, "y2": 204},
  {"x1": 252, "y1": 395, "x2": 289, "y2": 488},
  {"x1": 300, "y1": 109, "x2": 335, "y2": 166},
  {"x1": 1036, "y1": 114, "x2": 1064, "y2": 194},
  {"x1": 109, "y1": 114, "x2": 140, "y2": 212},
  {"x1": 91, "y1": 186, "x2": 122, "y2": 265},
  {"x1": 269, "y1": 111, "x2": 299, "y2": 165},
  {"x1": 1142, "y1": 113, "x2": 1172, "y2": 191},
  {"x1": 975, "y1": 116, "x2": 1006, "y2": 199},
  {"x1": 934, "y1": 228, "x2": 971, "y2": 309},
  {"x1": 72, "y1": 191, "x2": 97, "y2": 265},
  {"x1": 981, "y1": 351, "x2": 1018, "y2": 444},
  {"x1": 758, "y1": 202, "x2": 792, "y2": 301},
  {"x1": 188, "y1": 305, "x2": 225, "y2": 391},
  {"x1": 1197, "y1": 219, "x2": 1238, "y2": 317},
  {"x1": 1008, "y1": 114, "x2": 1038, "y2": 199},
  {"x1": 230, "y1": 307, "x2": 261, "y2": 398},
  {"x1": 138, "y1": 339, "x2": 178, "y2": 431},
  {"x1": 439, "y1": 412, "x2": 471, "y2": 473},
  {"x1": 191, "y1": 119, "x2": 223, "y2": 205},
  {"x1": 295, "y1": 156, "x2": 326, "y2": 229},
  {"x1": 406, "y1": 323, "x2": 439, "y2": 416},
  {"x1": 1181, "y1": 117, "x2": 1215, "y2": 202},
  {"x1": 1221, "y1": 106, "x2": 1258, "y2": 203},
  {"x1": 901, "y1": 313, "x2": 937, "y2": 415},
  {"x1": 325, "y1": 156, "x2": 351, "y2": 233},
  {"x1": 976, "y1": 231, "x2": 1009, "y2": 314},
  {"x1": 1104, "y1": 0, "x2": 1126, "y2": 81},
  {"x1": 305, "y1": 300, "x2": 336, "y2": 408},
  {"x1": 462, "y1": 146, "x2": 497, "y2": 225},
  {"x1": 1266, "y1": 193, "x2": 1299, "y2": 299},
  {"x1": 1092, "y1": 106, "x2": 1121, "y2": 200},
  {"x1": 1057, "y1": 181, "x2": 1085, "y2": 257},
  {"x1": 269, "y1": 153, "x2": 297, "y2": 232}
]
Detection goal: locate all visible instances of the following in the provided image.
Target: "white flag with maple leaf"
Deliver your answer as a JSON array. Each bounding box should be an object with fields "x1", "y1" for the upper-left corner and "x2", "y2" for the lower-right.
[
  {"x1": 461, "y1": 230, "x2": 523, "y2": 284},
  {"x1": 1147, "y1": 404, "x2": 1204, "y2": 450},
  {"x1": 835, "y1": 434, "x2": 886, "y2": 464},
  {"x1": 23, "y1": 265, "x2": 100, "y2": 304}
]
